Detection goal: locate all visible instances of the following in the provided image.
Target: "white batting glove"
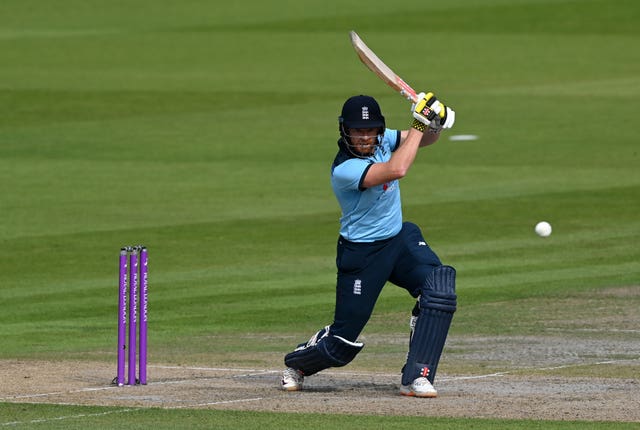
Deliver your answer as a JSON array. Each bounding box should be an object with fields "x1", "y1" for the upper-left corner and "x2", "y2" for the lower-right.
[{"x1": 428, "y1": 98, "x2": 455, "y2": 131}]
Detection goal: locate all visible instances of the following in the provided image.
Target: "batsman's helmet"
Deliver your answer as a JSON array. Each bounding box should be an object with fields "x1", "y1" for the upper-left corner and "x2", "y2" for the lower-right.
[{"x1": 338, "y1": 95, "x2": 385, "y2": 157}]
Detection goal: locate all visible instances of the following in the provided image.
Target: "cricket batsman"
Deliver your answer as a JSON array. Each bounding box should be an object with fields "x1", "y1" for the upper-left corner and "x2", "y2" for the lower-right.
[{"x1": 281, "y1": 92, "x2": 457, "y2": 397}]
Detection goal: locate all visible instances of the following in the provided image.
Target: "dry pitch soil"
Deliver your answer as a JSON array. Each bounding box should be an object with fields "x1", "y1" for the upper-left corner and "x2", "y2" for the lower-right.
[{"x1": 2, "y1": 334, "x2": 639, "y2": 423}]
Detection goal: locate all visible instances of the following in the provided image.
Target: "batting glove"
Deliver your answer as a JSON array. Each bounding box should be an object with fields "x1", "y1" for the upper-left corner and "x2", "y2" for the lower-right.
[
  {"x1": 428, "y1": 98, "x2": 455, "y2": 131},
  {"x1": 411, "y1": 92, "x2": 438, "y2": 131}
]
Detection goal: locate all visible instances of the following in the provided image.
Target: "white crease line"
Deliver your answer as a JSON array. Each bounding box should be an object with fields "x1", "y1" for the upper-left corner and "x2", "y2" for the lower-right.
[
  {"x1": 3, "y1": 392, "x2": 66, "y2": 400},
  {"x1": 440, "y1": 358, "x2": 640, "y2": 382},
  {"x1": 0, "y1": 408, "x2": 136, "y2": 427},
  {"x1": 151, "y1": 365, "x2": 278, "y2": 373},
  {"x1": 537, "y1": 358, "x2": 639, "y2": 371},
  {"x1": 440, "y1": 372, "x2": 509, "y2": 381},
  {"x1": 0, "y1": 385, "x2": 120, "y2": 401},
  {"x1": 0, "y1": 373, "x2": 273, "y2": 402},
  {"x1": 152, "y1": 365, "x2": 378, "y2": 378},
  {"x1": 547, "y1": 328, "x2": 640, "y2": 334},
  {"x1": 170, "y1": 397, "x2": 265, "y2": 409}
]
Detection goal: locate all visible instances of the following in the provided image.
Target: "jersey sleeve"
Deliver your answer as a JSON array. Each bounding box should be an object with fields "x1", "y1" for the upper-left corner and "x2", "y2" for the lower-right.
[
  {"x1": 332, "y1": 158, "x2": 372, "y2": 192},
  {"x1": 387, "y1": 129, "x2": 402, "y2": 152}
]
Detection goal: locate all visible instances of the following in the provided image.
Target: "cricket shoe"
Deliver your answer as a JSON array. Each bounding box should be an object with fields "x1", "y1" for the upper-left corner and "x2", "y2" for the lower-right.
[
  {"x1": 400, "y1": 377, "x2": 438, "y2": 398},
  {"x1": 281, "y1": 367, "x2": 304, "y2": 391}
]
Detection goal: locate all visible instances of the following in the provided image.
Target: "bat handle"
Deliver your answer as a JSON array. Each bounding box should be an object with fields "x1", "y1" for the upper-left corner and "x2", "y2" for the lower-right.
[
  {"x1": 407, "y1": 93, "x2": 418, "y2": 102},
  {"x1": 398, "y1": 81, "x2": 418, "y2": 103},
  {"x1": 401, "y1": 90, "x2": 418, "y2": 103}
]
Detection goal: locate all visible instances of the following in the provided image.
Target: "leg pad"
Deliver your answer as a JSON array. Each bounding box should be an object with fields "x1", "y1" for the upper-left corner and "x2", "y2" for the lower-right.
[
  {"x1": 285, "y1": 328, "x2": 364, "y2": 376},
  {"x1": 402, "y1": 265, "x2": 456, "y2": 385}
]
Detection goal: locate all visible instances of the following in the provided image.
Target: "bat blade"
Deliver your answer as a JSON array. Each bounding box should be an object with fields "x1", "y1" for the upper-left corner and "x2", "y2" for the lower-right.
[{"x1": 349, "y1": 31, "x2": 418, "y2": 103}]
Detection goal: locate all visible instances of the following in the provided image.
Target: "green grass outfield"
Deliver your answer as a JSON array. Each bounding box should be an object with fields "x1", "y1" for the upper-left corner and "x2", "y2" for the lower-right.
[
  {"x1": 3, "y1": 404, "x2": 640, "y2": 430},
  {"x1": 1, "y1": 0, "x2": 639, "y2": 428}
]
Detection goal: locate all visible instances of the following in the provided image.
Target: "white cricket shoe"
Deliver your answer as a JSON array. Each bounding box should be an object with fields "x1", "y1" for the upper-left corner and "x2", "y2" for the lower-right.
[
  {"x1": 281, "y1": 368, "x2": 304, "y2": 391},
  {"x1": 400, "y1": 377, "x2": 438, "y2": 398}
]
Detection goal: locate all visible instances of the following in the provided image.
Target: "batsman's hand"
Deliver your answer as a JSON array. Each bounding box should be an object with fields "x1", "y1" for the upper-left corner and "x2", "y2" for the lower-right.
[
  {"x1": 411, "y1": 92, "x2": 437, "y2": 131},
  {"x1": 429, "y1": 97, "x2": 455, "y2": 131}
]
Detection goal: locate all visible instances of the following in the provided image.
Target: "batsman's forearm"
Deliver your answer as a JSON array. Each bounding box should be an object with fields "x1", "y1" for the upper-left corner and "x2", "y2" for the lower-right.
[
  {"x1": 388, "y1": 128, "x2": 422, "y2": 177},
  {"x1": 362, "y1": 128, "x2": 423, "y2": 188},
  {"x1": 419, "y1": 129, "x2": 440, "y2": 147}
]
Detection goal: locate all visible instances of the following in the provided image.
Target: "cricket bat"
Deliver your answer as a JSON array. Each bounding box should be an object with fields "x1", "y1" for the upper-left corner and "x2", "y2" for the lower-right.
[{"x1": 349, "y1": 31, "x2": 418, "y2": 103}]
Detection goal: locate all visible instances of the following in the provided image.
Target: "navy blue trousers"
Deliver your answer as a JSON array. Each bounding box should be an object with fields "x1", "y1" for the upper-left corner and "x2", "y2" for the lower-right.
[{"x1": 330, "y1": 222, "x2": 442, "y2": 342}]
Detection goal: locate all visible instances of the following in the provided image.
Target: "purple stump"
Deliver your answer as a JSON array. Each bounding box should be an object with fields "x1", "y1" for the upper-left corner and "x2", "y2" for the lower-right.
[
  {"x1": 128, "y1": 249, "x2": 138, "y2": 385},
  {"x1": 139, "y1": 246, "x2": 148, "y2": 385},
  {"x1": 116, "y1": 248, "x2": 128, "y2": 386}
]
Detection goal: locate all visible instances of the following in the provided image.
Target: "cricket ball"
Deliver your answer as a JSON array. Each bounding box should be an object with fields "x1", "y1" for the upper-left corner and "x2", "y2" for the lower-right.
[{"x1": 534, "y1": 221, "x2": 552, "y2": 238}]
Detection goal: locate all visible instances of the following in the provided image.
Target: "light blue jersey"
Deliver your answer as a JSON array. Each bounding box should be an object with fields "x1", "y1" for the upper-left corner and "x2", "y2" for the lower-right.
[{"x1": 331, "y1": 129, "x2": 402, "y2": 242}]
